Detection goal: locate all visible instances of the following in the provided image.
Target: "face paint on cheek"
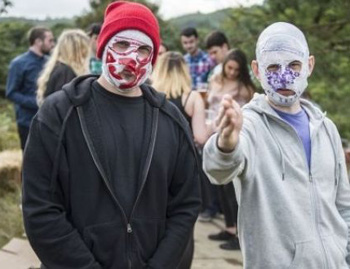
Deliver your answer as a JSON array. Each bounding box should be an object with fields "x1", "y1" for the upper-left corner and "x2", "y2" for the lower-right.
[
  {"x1": 105, "y1": 49, "x2": 126, "y2": 81},
  {"x1": 103, "y1": 46, "x2": 153, "y2": 90},
  {"x1": 258, "y1": 55, "x2": 309, "y2": 107},
  {"x1": 118, "y1": 58, "x2": 150, "y2": 89}
]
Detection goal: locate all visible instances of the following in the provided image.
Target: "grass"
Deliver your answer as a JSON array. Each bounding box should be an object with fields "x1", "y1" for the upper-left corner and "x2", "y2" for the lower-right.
[
  {"x1": 0, "y1": 98, "x2": 20, "y2": 151},
  {"x1": 0, "y1": 180, "x2": 24, "y2": 248},
  {"x1": 0, "y1": 97, "x2": 23, "y2": 248}
]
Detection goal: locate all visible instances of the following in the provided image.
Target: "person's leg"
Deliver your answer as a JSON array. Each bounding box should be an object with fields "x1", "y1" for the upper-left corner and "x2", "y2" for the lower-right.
[
  {"x1": 218, "y1": 183, "x2": 237, "y2": 230},
  {"x1": 217, "y1": 183, "x2": 240, "y2": 250},
  {"x1": 198, "y1": 152, "x2": 220, "y2": 222},
  {"x1": 223, "y1": 182, "x2": 238, "y2": 229},
  {"x1": 208, "y1": 183, "x2": 238, "y2": 246},
  {"x1": 17, "y1": 124, "x2": 29, "y2": 150}
]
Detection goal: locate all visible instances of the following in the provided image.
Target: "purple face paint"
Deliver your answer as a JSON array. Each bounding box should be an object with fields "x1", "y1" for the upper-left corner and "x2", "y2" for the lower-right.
[{"x1": 266, "y1": 67, "x2": 300, "y2": 91}]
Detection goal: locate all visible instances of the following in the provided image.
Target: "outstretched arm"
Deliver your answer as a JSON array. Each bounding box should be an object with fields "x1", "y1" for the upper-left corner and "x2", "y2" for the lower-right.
[{"x1": 203, "y1": 95, "x2": 256, "y2": 185}]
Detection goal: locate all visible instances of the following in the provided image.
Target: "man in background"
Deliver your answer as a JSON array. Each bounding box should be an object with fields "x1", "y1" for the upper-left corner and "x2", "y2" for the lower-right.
[
  {"x1": 6, "y1": 26, "x2": 54, "y2": 150},
  {"x1": 180, "y1": 27, "x2": 214, "y2": 90},
  {"x1": 205, "y1": 30, "x2": 230, "y2": 78}
]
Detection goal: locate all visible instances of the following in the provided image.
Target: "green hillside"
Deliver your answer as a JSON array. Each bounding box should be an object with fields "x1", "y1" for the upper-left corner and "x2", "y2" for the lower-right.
[
  {"x1": 169, "y1": 8, "x2": 234, "y2": 30},
  {"x1": 0, "y1": 16, "x2": 73, "y2": 26}
]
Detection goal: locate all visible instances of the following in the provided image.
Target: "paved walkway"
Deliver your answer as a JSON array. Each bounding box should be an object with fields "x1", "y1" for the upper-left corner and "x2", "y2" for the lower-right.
[
  {"x1": 193, "y1": 218, "x2": 243, "y2": 268},
  {"x1": 0, "y1": 219, "x2": 243, "y2": 268}
]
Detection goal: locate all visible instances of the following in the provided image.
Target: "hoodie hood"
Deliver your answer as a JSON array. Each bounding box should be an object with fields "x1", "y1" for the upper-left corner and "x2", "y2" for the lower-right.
[
  {"x1": 62, "y1": 74, "x2": 166, "y2": 108},
  {"x1": 244, "y1": 93, "x2": 327, "y2": 180},
  {"x1": 245, "y1": 93, "x2": 325, "y2": 124}
]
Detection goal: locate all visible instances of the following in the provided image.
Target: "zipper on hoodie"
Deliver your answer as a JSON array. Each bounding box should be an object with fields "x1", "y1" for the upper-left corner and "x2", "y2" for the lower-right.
[
  {"x1": 128, "y1": 108, "x2": 159, "y2": 225},
  {"x1": 78, "y1": 106, "x2": 159, "y2": 269},
  {"x1": 267, "y1": 114, "x2": 329, "y2": 267},
  {"x1": 309, "y1": 171, "x2": 329, "y2": 268},
  {"x1": 78, "y1": 107, "x2": 134, "y2": 268}
]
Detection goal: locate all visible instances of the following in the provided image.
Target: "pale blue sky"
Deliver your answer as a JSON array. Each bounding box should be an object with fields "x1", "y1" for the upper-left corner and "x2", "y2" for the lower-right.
[{"x1": 3, "y1": 0, "x2": 263, "y2": 20}]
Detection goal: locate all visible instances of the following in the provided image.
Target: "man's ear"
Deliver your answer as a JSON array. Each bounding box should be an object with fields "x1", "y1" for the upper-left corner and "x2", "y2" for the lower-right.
[
  {"x1": 308, "y1": 55, "x2": 315, "y2": 77},
  {"x1": 34, "y1": 38, "x2": 43, "y2": 47},
  {"x1": 223, "y1": 43, "x2": 229, "y2": 51},
  {"x1": 251, "y1": 60, "x2": 260, "y2": 80}
]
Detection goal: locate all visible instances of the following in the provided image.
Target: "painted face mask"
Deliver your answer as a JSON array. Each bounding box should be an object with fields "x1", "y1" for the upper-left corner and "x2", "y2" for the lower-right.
[
  {"x1": 258, "y1": 51, "x2": 309, "y2": 107},
  {"x1": 102, "y1": 30, "x2": 153, "y2": 90},
  {"x1": 256, "y1": 22, "x2": 310, "y2": 107}
]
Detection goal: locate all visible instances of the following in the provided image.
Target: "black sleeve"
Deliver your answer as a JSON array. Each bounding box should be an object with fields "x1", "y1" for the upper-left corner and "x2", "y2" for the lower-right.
[
  {"x1": 147, "y1": 128, "x2": 201, "y2": 269},
  {"x1": 22, "y1": 116, "x2": 101, "y2": 269},
  {"x1": 45, "y1": 65, "x2": 76, "y2": 98}
]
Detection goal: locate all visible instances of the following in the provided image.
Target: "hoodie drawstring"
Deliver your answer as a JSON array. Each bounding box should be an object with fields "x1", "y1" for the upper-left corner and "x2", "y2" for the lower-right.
[
  {"x1": 263, "y1": 114, "x2": 286, "y2": 181},
  {"x1": 323, "y1": 121, "x2": 339, "y2": 185}
]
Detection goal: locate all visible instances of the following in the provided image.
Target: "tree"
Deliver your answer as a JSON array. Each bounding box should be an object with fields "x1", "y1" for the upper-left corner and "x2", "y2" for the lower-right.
[
  {"x1": 0, "y1": 21, "x2": 33, "y2": 94},
  {"x1": 0, "y1": 0, "x2": 12, "y2": 14}
]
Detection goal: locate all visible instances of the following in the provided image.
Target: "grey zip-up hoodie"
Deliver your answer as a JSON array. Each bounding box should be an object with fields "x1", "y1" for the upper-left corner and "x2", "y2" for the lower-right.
[{"x1": 203, "y1": 93, "x2": 350, "y2": 269}]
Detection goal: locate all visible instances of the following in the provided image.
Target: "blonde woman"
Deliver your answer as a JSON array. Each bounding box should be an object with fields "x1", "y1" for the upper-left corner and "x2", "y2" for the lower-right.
[
  {"x1": 37, "y1": 29, "x2": 90, "y2": 105},
  {"x1": 152, "y1": 51, "x2": 208, "y2": 145}
]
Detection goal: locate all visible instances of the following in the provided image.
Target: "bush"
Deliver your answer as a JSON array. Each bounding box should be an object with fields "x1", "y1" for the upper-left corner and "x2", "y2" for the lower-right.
[{"x1": 0, "y1": 98, "x2": 19, "y2": 151}]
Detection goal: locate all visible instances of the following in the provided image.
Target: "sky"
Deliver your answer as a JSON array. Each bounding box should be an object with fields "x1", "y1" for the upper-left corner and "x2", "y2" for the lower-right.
[{"x1": 3, "y1": 0, "x2": 263, "y2": 20}]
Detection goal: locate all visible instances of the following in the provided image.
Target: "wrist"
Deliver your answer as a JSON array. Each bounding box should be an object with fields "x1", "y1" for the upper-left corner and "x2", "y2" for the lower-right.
[{"x1": 217, "y1": 136, "x2": 236, "y2": 153}]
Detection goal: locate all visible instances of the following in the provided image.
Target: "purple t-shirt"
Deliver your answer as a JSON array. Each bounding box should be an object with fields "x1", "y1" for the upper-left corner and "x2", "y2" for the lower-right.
[{"x1": 274, "y1": 108, "x2": 311, "y2": 169}]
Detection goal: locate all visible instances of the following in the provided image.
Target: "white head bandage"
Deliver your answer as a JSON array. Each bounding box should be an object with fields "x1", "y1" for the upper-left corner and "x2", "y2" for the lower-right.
[{"x1": 256, "y1": 22, "x2": 310, "y2": 107}]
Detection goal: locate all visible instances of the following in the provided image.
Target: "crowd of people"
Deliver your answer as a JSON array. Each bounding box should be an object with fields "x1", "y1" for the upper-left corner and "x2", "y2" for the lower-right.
[{"x1": 4, "y1": 1, "x2": 350, "y2": 268}]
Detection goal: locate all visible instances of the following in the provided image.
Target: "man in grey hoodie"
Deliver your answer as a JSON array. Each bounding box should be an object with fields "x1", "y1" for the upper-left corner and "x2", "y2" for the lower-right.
[{"x1": 203, "y1": 22, "x2": 350, "y2": 268}]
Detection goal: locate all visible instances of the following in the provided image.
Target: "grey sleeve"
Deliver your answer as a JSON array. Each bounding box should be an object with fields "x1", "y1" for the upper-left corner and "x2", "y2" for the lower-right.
[
  {"x1": 330, "y1": 121, "x2": 350, "y2": 266},
  {"x1": 203, "y1": 115, "x2": 257, "y2": 185}
]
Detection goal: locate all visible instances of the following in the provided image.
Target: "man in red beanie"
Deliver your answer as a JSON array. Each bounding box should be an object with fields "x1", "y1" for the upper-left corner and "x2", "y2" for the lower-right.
[{"x1": 22, "y1": 1, "x2": 201, "y2": 269}]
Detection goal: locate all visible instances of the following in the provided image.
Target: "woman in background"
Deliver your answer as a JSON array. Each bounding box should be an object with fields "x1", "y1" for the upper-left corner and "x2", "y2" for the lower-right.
[
  {"x1": 152, "y1": 51, "x2": 208, "y2": 145},
  {"x1": 208, "y1": 48, "x2": 255, "y2": 117},
  {"x1": 206, "y1": 48, "x2": 256, "y2": 250},
  {"x1": 37, "y1": 29, "x2": 90, "y2": 105}
]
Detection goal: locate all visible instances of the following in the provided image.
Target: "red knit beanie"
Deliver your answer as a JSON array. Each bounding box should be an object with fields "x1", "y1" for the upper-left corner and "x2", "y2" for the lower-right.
[{"x1": 97, "y1": 1, "x2": 160, "y2": 66}]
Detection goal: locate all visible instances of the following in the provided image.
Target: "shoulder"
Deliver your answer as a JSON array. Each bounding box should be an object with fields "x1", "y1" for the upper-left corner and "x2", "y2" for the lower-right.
[
  {"x1": 37, "y1": 89, "x2": 73, "y2": 135},
  {"x1": 9, "y1": 52, "x2": 28, "y2": 66},
  {"x1": 200, "y1": 50, "x2": 214, "y2": 64},
  {"x1": 189, "y1": 90, "x2": 201, "y2": 100},
  {"x1": 323, "y1": 117, "x2": 339, "y2": 134},
  {"x1": 213, "y1": 64, "x2": 222, "y2": 75},
  {"x1": 54, "y1": 62, "x2": 76, "y2": 76},
  {"x1": 210, "y1": 74, "x2": 222, "y2": 86}
]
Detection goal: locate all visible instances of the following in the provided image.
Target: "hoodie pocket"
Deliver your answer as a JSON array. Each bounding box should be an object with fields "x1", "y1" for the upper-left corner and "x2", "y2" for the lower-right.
[
  {"x1": 83, "y1": 221, "x2": 127, "y2": 268},
  {"x1": 287, "y1": 241, "x2": 322, "y2": 269},
  {"x1": 132, "y1": 218, "x2": 166, "y2": 263},
  {"x1": 322, "y1": 234, "x2": 347, "y2": 268},
  {"x1": 287, "y1": 242, "x2": 304, "y2": 269}
]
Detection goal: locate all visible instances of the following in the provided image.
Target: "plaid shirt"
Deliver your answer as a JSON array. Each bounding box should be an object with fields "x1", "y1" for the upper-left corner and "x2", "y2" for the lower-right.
[
  {"x1": 90, "y1": 57, "x2": 102, "y2": 75},
  {"x1": 184, "y1": 49, "x2": 215, "y2": 90}
]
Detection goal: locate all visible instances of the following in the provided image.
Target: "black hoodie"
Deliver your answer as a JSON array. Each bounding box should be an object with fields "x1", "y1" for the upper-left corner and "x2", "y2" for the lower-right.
[{"x1": 22, "y1": 75, "x2": 201, "y2": 269}]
